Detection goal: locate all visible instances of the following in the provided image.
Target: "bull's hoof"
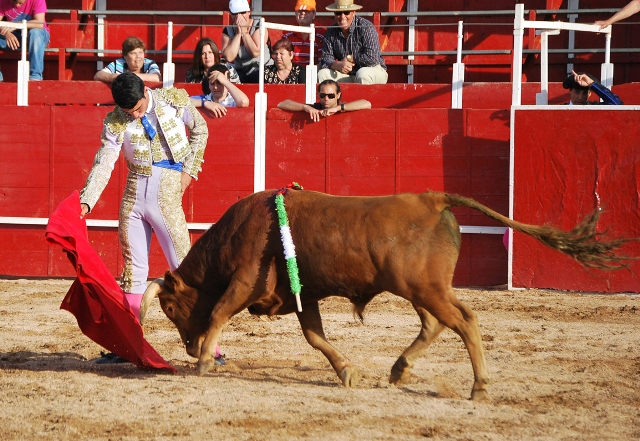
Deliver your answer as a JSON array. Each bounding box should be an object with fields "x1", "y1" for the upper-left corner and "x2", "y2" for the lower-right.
[
  {"x1": 470, "y1": 388, "x2": 491, "y2": 403},
  {"x1": 389, "y1": 357, "x2": 411, "y2": 385},
  {"x1": 338, "y1": 365, "x2": 359, "y2": 387},
  {"x1": 197, "y1": 357, "x2": 216, "y2": 375}
]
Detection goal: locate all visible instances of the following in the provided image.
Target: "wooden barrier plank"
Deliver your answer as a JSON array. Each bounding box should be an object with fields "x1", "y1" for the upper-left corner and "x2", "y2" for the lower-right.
[
  {"x1": 513, "y1": 108, "x2": 640, "y2": 293},
  {"x1": 0, "y1": 227, "x2": 49, "y2": 276},
  {"x1": 468, "y1": 235, "x2": 507, "y2": 286}
]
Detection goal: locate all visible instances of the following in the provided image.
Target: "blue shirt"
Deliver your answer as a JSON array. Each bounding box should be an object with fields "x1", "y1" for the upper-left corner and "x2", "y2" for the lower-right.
[{"x1": 102, "y1": 57, "x2": 161, "y2": 76}]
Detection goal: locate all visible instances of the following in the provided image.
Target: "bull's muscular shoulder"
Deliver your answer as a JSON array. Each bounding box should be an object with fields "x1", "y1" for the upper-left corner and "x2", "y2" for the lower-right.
[
  {"x1": 155, "y1": 87, "x2": 190, "y2": 107},
  {"x1": 103, "y1": 107, "x2": 130, "y2": 135}
]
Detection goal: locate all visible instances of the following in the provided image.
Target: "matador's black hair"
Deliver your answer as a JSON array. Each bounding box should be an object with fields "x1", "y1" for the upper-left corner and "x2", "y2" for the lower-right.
[{"x1": 111, "y1": 72, "x2": 146, "y2": 109}]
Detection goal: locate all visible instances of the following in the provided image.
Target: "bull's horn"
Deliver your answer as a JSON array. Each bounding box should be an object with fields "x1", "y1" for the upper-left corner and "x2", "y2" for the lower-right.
[{"x1": 139, "y1": 278, "x2": 164, "y2": 325}]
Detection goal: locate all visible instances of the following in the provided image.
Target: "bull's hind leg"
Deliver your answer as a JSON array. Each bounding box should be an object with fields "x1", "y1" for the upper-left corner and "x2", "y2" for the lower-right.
[
  {"x1": 415, "y1": 289, "x2": 491, "y2": 402},
  {"x1": 389, "y1": 306, "x2": 445, "y2": 386},
  {"x1": 296, "y1": 301, "x2": 358, "y2": 387}
]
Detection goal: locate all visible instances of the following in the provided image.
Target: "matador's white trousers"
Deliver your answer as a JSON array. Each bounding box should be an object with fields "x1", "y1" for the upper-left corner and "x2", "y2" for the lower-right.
[{"x1": 119, "y1": 166, "x2": 190, "y2": 305}]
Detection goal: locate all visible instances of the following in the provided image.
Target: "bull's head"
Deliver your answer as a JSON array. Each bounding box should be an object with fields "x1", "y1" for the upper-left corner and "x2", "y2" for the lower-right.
[{"x1": 144, "y1": 271, "x2": 211, "y2": 359}]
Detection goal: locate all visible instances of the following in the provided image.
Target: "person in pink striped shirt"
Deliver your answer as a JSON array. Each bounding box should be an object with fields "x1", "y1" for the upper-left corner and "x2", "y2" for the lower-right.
[{"x1": 281, "y1": 0, "x2": 324, "y2": 66}]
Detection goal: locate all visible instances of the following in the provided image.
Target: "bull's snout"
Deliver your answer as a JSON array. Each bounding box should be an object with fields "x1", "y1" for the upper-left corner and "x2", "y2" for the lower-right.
[{"x1": 185, "y1": 335, "x2": 204, "y2": 359}]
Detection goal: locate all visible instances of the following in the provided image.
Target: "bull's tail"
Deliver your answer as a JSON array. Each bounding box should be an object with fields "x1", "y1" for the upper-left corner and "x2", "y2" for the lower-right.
[{"x1": 443, "y1": 193, "x2": 638, "y2": 271}]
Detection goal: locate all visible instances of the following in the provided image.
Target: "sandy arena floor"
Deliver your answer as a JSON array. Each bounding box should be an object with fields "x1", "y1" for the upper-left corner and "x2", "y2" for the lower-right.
[{"x1": 0, "y1": 278, "x2": 638, "y2": 440}]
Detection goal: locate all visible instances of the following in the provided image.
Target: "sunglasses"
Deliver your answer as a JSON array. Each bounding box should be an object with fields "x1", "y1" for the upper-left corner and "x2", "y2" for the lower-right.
[
  {"x1": 319, "y1": 93, "x2": 336, "y2": 99},
  {"x1": 334, "y1": 11, "x2": 352, "y2": 16}
]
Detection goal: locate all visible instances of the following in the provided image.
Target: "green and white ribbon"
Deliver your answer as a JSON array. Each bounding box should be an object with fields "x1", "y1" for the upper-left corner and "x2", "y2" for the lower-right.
[{"x1": 275, "y1": 193, "x2": 303, "y2": 312}]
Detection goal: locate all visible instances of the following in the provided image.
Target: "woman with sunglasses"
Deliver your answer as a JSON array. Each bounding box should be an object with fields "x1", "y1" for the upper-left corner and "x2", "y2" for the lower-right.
[
  {"x1": 277, "y1": 79, "x2": 371, "y2": 122},
  {"x1": 221, "y1": 0, "x2": 273, "y2": 83},
  {"x1": 317, "y1": 0, "x2": 387, "y2": 84}
]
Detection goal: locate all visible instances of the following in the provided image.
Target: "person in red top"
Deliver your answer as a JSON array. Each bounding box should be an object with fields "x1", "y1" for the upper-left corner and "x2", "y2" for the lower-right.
[{"x1": 282, "y1": 0, "x2": 324, "y2": 66}]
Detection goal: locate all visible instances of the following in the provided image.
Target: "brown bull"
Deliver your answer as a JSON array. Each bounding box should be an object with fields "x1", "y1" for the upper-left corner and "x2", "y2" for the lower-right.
[{"x1": 144, "y1": 189, "x2": 630, "y2": 401}]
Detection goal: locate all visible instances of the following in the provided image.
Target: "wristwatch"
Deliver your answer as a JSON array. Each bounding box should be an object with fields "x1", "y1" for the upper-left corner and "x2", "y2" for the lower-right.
[
  {"x1": 341, "y1": 103, "x2": 345, "y2": 112},
  {"x1": 201, "y1": 96, "x2": 206, "y2": 108}
]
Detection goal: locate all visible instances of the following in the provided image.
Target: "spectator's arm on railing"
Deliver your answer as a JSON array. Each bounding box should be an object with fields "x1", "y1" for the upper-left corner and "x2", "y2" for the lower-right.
[
  {"x1": 94, "y1": 69, "x2": 118, "y2": 82},
  {"x1": 596, "y1": 0, "x2": 640, "y2": 29}
]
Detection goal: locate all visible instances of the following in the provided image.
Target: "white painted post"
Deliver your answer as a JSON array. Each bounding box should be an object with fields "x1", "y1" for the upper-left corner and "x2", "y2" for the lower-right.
[
  {"x1": 163, "y1": 21, "x2": 175, "y2": 88},
  {"x1": 17, "y1": 20, "x2": 29, "y2": 106},
  {"x1": 512, "y1": 4, "x2": 524, "y2": 107},
  {"x1": 451, "y1": 21, "x2": 465, "y2": 109},
  {"x1": 566, "y1": 0, "x2": 579, "y2": 74},
  {"x1": 601, "y1": 28, "x2": 614, "y2": 90},
  {"x1": 253, "y1": 19, "x2": 317, "y2": 192},
  {"x1": 536, "y1": 30, "x2": 560, "y2": 105},
  {"x1": 305, "y1": 24, "x2": 317, "y2": 103},
  {"x1": 407, "y1": 0, "x2": 418, "y2": 84},
  {"x1": 96, "y1": 0, "x2": 106, "y2": 70},
  {"x1": 254, "y1": 18, "x2": 267, "y2": 193}
]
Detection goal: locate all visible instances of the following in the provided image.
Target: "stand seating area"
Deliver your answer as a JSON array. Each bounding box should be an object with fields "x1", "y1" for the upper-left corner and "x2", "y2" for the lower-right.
[{"x1": 1, "y1": 0, "x2": 639, "y2": 84}]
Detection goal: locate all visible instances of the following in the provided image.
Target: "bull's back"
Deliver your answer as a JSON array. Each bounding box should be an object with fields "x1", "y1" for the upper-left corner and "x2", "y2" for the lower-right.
[{"x1": 282, "y1": 191, "x2": 460, "y2": 297}]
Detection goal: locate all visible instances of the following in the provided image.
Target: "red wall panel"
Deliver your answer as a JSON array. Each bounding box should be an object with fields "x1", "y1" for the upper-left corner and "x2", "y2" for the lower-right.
[{"x1": 513, "y1": 108, "x2": 640, "y2": 293}]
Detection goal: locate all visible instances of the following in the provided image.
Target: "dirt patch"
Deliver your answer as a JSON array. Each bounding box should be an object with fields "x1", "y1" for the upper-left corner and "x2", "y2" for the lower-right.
[{"x1": 0, "y1": 279, "x2": 638, "y2": 440}]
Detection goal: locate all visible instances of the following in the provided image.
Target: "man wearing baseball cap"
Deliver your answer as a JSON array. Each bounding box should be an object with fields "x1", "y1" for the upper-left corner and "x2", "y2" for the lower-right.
[
  {"x1": 318, "y1": 0, "x2": 387, "y2": 84},
  {"x1": 563, "y1": 70, "x2": 622, "y2": 105},
  {"x1": 282, "y1": 0, "x2": 325, "y2": 66}
]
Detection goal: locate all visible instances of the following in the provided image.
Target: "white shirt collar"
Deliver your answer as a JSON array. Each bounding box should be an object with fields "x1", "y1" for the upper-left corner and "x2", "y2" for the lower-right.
[{"x1": 145, "y1": 87, "x2": 154, "y2": 114}]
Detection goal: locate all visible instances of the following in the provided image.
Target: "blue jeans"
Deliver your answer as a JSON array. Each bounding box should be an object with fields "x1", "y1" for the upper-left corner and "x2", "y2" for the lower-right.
[{"x1": 0, "y1": 28, "x2": 51, "y2": 80}]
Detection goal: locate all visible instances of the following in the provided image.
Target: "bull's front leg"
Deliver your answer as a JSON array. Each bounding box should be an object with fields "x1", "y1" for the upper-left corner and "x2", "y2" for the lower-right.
[
  {"x1": 196, "y1": 285, "x2": 250, "y2": 375},
  {"x1": 197, "y1": 318, "x2": 227, "y2": 375},
  {"x1": 296, "y1": 302, "x2": 358, "y2": 387}
]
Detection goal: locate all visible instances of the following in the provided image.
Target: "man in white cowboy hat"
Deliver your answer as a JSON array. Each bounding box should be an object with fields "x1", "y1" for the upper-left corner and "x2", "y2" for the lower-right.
[{"x1": 318, "y1": 0, "x2": 387, "y2": 84}]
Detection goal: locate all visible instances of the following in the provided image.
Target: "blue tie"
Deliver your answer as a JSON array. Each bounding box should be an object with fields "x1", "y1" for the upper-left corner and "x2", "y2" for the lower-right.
[{"x1": 140, "y1": 115, "x2": 157, "y2": 140}]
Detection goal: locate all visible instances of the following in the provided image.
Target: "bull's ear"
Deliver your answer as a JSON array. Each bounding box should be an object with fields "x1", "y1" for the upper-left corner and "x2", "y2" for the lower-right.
[{"x1": 164, "y1": 270, "x2": 177, "y2": 293}]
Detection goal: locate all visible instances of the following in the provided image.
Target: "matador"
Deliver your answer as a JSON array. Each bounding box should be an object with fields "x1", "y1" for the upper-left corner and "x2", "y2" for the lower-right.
[{"x1": 80, "y1": 73, "x2": 208, "y2": 323}]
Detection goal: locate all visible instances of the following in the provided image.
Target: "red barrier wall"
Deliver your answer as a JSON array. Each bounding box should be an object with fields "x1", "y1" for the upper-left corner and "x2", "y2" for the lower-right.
[
  {"x1": 0, "y1": 104, "x2": 509, "y2": 286},
  {"x1": 512, "y1": 108, "x2": 640, "y2": 293}
]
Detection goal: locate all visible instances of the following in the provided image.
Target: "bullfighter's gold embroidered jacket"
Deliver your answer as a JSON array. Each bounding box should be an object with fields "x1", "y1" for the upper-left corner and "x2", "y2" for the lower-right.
[{"x1": 80, "y1": 87, "x2": 208, "y2": 210}]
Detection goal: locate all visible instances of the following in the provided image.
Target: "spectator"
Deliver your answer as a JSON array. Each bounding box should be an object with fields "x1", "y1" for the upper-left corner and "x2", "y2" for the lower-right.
[
  {"x1": 185, "y1": 37, "x2": 240, "y2": 84},
  {"x1": 282, "y1": 0, "x2": 324, "y2": 66},
  {"x1": 0, "y1": 0, "x2": 50, "y2": 81},
  {"x1": 221, "y1": 0, "x2": 273, "y2": 83},
  {"x1": 277, "y1": 78, "x2": 370, "y2": 122},
  {"x1": 318, "y1": 0, "x2": 387, "y2": 84},
  {"x1": 264, "y1": 38, "x2": 305, "y2": 84},
  {"x1": 190, "y1": 63, "x2": 249, "y2": 117},
  {"x1": 563, "y1": 71, "x2": 623, "y2": 105},
  {"x1": 94, "y1": 36, "x2": 161, "y2": 83},
  {"x1": 596, "y1": 1, "x2": 640, "y2": 29}
]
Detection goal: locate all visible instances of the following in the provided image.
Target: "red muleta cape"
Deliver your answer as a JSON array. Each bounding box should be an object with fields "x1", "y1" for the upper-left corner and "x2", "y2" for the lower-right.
[{"x1": 45, "y1": 191, "x2": 176, "y2": 373}]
